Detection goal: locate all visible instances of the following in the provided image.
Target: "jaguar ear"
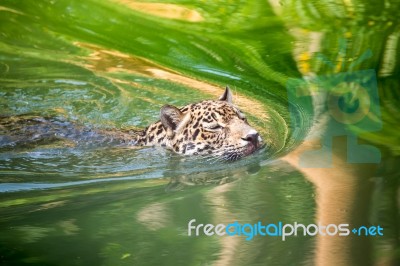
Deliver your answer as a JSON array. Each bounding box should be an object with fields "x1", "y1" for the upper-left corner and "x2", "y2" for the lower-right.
[
  {"x1": 160, "y1": 105, "x2": 183, "y2": 137},
  {"x1": 219, "y1": 86, "x2": 233, "y2": 103}
]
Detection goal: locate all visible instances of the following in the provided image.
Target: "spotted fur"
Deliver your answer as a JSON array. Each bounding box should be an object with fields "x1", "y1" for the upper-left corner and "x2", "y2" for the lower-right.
[
  {"x1": 134, "y1": 87, "x2": 262, "y2": 160},
  {"x1": 0, "y1": 87, "x2": 262, "y2": 160}
]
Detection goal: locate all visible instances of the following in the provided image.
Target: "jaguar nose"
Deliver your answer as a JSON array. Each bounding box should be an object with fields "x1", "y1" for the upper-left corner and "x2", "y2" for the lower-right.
[{"x1": 242, "y1": 133, "x2": 259, "y2": 147}]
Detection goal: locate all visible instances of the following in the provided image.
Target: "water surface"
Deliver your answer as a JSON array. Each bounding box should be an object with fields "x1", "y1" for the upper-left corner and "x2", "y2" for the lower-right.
[{"x1": 0, "y1": 0, "x2": 399, "y2": 265}]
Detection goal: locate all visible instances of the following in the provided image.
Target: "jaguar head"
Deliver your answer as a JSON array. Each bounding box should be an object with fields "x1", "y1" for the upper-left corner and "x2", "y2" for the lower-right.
[{"x1": 158, "y1": 87, "x2": 262, "y2": 160}]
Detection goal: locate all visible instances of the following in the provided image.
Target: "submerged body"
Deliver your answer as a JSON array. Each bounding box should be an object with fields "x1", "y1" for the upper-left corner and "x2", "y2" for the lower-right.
[{"x1": 0, "y1": 87, "x2": 262, "y2": 160}]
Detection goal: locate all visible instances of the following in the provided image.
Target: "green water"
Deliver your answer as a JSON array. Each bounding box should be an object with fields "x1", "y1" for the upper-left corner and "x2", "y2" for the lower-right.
[{"x1": 0, "y1": 0, "x2": 399, "y2": 265}]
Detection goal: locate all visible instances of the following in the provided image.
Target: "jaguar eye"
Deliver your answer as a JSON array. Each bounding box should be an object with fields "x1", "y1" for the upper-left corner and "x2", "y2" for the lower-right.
[
  {"x1": 208, "y1": 124, "x2": 222, "y2": 130},
  {"x1": 237, "y1": 113, "x2": 247, "y2": 123}
]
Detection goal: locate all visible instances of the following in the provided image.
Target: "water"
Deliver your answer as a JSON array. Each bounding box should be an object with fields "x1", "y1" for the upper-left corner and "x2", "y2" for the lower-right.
[{"x1": 0, "y1": 0, "x2": 399, "y2": 265}]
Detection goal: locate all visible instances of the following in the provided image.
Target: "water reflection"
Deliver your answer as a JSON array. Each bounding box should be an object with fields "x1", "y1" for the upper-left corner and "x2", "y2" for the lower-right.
[
  {"x1": 114, "y1": 0, "x2": 204, "y2": 22},
  {"x1": 279, "y1": 0, "x2": 400, "y2": 265}
]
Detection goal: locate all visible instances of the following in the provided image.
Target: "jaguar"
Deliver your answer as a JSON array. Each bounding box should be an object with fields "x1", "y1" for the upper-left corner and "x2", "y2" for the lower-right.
[
  {"x1": 134, "y1": 87, "x2": 262, "y2": 160},
  {"x1": 0, "y1": 87, "x2": 262, "y2": 160}
]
